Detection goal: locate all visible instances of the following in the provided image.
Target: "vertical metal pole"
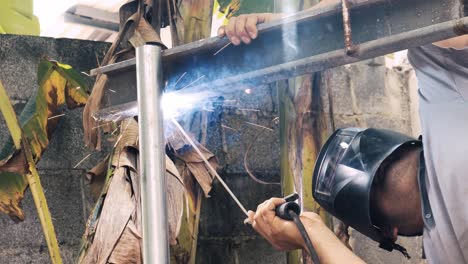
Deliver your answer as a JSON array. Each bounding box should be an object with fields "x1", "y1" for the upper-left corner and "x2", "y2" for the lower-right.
[{"x1": 136, "y1": 44, "x2": 169, "y2": 264}]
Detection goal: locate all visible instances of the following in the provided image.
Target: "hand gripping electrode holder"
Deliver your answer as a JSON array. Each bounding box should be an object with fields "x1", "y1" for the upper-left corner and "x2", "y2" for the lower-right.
[{"x1": 275, "y1": 193, "x2": 320, "y2": 264}]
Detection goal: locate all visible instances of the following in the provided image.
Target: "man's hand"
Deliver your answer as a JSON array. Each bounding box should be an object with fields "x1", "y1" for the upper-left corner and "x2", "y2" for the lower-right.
[
  {"x1": 217, "y1": 13, "x2": 284, "y2": 45},
  {"x1": 248, "y1": 197, "x2": 323, "y2": 251}
]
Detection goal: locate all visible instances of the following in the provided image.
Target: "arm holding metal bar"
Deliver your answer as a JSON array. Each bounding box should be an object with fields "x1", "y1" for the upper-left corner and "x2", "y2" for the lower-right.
[
  {"x1": 217, "y1": 0, "x2": 339, "y2": 46},
  {"x1": 218, "y1": 0, "x2": 467, "y2": 49}
]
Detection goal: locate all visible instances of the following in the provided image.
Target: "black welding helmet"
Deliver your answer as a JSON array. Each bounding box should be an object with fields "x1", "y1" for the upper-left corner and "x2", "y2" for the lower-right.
[{"x1": 312, "y1": 127, "x2": 421, "y2": 256}]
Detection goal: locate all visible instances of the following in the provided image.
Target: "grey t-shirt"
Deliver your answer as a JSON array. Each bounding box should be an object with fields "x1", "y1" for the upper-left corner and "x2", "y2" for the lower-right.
[{"x1": 408, "y1": 44, "x2": 468, "y2": 264}]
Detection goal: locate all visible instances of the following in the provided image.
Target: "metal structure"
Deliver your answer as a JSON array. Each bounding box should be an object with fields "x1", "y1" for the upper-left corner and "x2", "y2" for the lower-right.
[
  {"x1": 92, "y1": 0, "x2": 468, "y2": 263},
  {"x1": 92, "y1": 0, "x2": 468, "y2": 112},
  {"x1": 136, "y1": 44, "x2": 169, "y2": 263}
]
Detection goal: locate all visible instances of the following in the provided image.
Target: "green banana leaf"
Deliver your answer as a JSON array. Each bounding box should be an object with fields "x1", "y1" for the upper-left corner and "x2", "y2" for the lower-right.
[
  {"x1": 217, "y1": 0, "x2": 274, "y2": 18},
  {"x1": 0, "y1": 59, "x2": 89, "y2": 221}
]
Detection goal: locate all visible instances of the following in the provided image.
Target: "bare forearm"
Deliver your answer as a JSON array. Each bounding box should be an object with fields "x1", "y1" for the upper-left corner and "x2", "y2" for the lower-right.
[
  {"x1": 279, "y1": 0, "x2": 340, "y2": 16},
  {"x1": 312, "y1": 0, "x2": 341, "y2": 10},
  {"x1": 304, "y1": 218, "x2": 365, "y2": 264},
  {"x1": 433, "y1": 35, "x2": 468, "y2": 49}
]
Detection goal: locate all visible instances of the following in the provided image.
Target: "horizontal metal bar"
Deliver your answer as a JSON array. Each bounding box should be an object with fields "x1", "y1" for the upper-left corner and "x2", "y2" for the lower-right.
[
  {"x1": 65, "y1": 5, "x2": 119, "y2": 32},
  {"x1": 91, "y1": 0, "x2": 467, "y2": 109},
  {"x1": 90, "y1": 2, "x2": 344, "y2": 76},
  {"x1": 185, "y1": 17, "x2": 468, "y2": 94},
  {"x1": 94, "y1": 16, "x2": 468, "y2": 123}
]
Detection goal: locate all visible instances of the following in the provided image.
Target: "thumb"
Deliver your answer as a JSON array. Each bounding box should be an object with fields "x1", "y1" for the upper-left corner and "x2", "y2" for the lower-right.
[{"x1": 217, "y1": 26, "x2": 226, "y2": 37}]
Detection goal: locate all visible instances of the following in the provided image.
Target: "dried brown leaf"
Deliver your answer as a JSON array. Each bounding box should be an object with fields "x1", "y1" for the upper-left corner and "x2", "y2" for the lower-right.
[
  {"x1": 168, "y1": 130, "x2": 218, "y2": 194},
  {"x1": 107, "y1": 220, "x2": 142, "y2": 264},
  {"x1": 167, "y1": 158, "x2": 184, "y2": 245},
  {"x1": 86, "y1": 155, "x2": 110, "y2": 202},
  {"x1": 80, "y1": 119, "x2": 185, "y2": 263},
  {"x1": 81, "y1": 167, "x2": 134, "y2": 264},
  {"x1": 83, "y1": 75, "x2": 108, "y2": 150}
]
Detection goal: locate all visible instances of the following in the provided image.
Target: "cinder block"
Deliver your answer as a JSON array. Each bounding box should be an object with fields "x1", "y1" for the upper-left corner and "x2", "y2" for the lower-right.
[{"x1": 0, "y1": 34, "x2": 109, "y2": 264}]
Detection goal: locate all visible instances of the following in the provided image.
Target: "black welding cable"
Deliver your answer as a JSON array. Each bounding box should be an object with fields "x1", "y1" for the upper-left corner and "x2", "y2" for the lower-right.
[{"x1": 289, "y1": 210, "x2": 321, "y2": 264}]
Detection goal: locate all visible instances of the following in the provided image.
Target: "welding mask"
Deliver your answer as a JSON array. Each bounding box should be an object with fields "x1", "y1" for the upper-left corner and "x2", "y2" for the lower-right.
[{"x1": 312, "y1": 127, "x2": 421, "y2": 257}]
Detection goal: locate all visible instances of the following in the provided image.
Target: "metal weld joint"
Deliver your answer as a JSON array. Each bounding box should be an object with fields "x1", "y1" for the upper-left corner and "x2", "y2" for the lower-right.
[
  {"x1": 454, "y1": 19, "x2": 468, "y2": 35},
  {"x1": 341, "y1": 0, "x2": 356, "y2": 55}
]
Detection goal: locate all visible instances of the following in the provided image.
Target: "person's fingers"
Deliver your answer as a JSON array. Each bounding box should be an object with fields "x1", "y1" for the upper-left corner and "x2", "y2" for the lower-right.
[
  {"x1": 217, "y1": 26, "x2": 226, "y2": 37},
  {"x1": 255, "y1": 198, "x2": 284, "y2": 237},
  {"x1": 226, "y1": 17, "x2": 240, "y2": 45},
  {"x1": 234, "y1": 15, "x2": 251, "y2": 44},
  {"x1": 248, "y1": 210, "x2": 255, "y2": 221},
  {"x1": 253, "y1": 210, "x2": 270, "y2": 235},
  {"x1": 264, "y1": 198, "x2": 286, "y2": 210},
  {"x1": 245, "y1": 15, "x2": 259, "y2": 39},
  {"x1": 261, "y1": 198, "x2": 285, "y2": 224},
  {"x1": 256, "y1": 13, "x2": 270, "y2": 24},
  {"x1": 256, "y1": 200, "x2": 268, "y2": 212}
]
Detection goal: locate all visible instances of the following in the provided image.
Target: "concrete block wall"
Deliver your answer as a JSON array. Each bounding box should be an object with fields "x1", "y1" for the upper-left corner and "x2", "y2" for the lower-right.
[
  {"x1": 0, "y1": 35, "x2": 109, "y2": 263},
  {"x1": 323, "y1": 55, "x2": 425, "y2": 264},
  {"x1": 195, "y1": 85, "x2": 286, "y2": 264}
]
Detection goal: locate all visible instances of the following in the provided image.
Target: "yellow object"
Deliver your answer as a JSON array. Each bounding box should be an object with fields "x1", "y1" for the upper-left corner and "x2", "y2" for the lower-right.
[
  {"x1": 0, "y1": 0, "x2": 40, "y2": 35},
  {"x1": 0, "y1": 81, "x2": 62, "y2": 264}
]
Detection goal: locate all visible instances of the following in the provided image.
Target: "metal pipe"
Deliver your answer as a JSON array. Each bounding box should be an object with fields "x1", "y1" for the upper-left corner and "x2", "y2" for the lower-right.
[{"x1": 136, "y1": 44, "x2": 169, "y2": 264}]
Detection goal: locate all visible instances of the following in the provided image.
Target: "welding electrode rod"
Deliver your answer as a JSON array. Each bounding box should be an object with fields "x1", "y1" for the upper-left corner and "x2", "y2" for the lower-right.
[{"x1": 170, "y1": 117, "x2": 250, "y2": 217}]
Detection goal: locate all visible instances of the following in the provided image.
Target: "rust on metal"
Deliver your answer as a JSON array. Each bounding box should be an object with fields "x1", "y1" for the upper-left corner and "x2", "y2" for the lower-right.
[
  {"x1": 341, "y1": 0, "x2": 356, "y2": 55},
  {"x1": 454, "y1": 19, "x2": 468, "y2": 35}
]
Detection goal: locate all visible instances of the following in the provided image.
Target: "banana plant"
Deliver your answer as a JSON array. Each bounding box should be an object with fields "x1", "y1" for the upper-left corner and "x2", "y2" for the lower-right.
[
  {"x1": 0, "y1": 59, "x2": 89, "y2": 221},
  {"x1": 0, "y1": 59, "x2": 89, "y2": 264}
]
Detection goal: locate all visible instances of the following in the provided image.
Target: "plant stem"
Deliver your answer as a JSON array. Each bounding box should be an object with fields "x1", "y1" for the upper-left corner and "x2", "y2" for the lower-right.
[{"x1": 0, "y1": 81, "x2": 62, "y2": 264}]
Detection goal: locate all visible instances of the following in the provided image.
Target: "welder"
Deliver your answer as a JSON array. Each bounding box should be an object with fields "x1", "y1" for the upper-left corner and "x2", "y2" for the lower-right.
[{"x1": 217, "y1": 0, "x2": 468, "y2": 263}]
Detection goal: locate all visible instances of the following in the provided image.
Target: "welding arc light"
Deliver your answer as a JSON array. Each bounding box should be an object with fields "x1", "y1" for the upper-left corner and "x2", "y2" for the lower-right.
[{"x1": 161, "y1": 90, "x2": 214, "y2": 119}]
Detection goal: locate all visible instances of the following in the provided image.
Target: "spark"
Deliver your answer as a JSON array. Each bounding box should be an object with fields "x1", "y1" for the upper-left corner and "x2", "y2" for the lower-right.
[
  {"x1": 110, "y1": 125, "x2": 120, "y2": 135},
  {"x1": 173, "y1": 72, "x2": 187, "y2": 88},
  {"x1": 238, "y1": 108, "x2": 260, "y2": 112},
  {"x1": 245, "y1": 122, "x2": 274, "y2": 132},
  {"x1": 74, "y1": 153, "x2": 92, "y2": 168},
  {"x1": 221, "y1": 124, "x2": 238, "y2": 131},
  {"x1": 244, "y1": 88, "x2": 253, "y2": 94},
  {"x1": 213, "y1": 42, "x2": 231, "y2": 56},
  {"x1": 171, "y1": 117, "x2": 249, "y2": 217},
  {"x1": 113, "y1": 121, "x2": 131, "y2": 148},
  {"x1": 92, "y1": 123, "x2": 109, "y2": 130},
  {"x1": 180, "y1": 75, "x2": 205, "y2": 90},
  {"x1": 48, "y1": 114, "x2": 65, "y2": 120},
  {"x1": 111, "y1": 128, "x2": 119, "y2": 135},
  {"x1": 112, "y1": 115, "x2": 122, "y2": 123},
  {"x1": 272, "y1": 117, "x2": 280, "y2": 125}
]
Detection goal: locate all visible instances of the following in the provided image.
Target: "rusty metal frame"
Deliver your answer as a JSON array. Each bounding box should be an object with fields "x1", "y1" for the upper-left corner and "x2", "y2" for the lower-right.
[{"x1": 91, "y1": 0, "x2": 468, "y2": 119}]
